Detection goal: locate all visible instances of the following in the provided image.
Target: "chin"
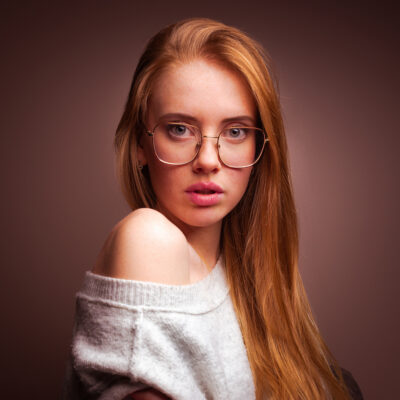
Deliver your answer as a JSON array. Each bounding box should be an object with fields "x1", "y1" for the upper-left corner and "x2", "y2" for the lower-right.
[
  {"x1": 158, "y1": 201, "x2": 229, "y2": 231},
  {"x1": 179, "y1": 208, "x2": 227, "y2": 228},
  {"x1": 184, "y1": 218, "x2": 221, "y2": 229}
]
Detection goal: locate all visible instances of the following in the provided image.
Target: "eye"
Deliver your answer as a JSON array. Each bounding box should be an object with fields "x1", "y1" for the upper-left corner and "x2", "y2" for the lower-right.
[
  {"x1": 166, "y1": 124, "x2": 194, "y2": 138},
  {"x1": 223, "y1": 127, "x2": 248, "y2": 140}
]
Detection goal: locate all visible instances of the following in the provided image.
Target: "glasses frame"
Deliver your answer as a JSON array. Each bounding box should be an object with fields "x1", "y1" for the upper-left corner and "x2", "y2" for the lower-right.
[{"x1": 146, "y1": 122, "x2": 269, "y2": 168}]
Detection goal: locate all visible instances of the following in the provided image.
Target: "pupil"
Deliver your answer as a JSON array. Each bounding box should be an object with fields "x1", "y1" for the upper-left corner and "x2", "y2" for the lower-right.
[{"x1": 230, "y1": 128, "x2": 241, "y2": 137}]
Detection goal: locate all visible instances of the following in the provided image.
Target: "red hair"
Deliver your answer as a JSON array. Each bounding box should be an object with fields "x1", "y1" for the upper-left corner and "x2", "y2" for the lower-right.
[{"x1": 114, "y1": 18, "x2": 351, "y2": 399}]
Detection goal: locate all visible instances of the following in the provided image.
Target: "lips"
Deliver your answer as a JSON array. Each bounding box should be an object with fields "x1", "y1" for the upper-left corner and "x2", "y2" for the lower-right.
[
  {"x1": 185, "y1": 182, "x2": 224, "y2": 206},
  {"x1": 185, "y1": 182, "x2": 223, "y2": 194}
]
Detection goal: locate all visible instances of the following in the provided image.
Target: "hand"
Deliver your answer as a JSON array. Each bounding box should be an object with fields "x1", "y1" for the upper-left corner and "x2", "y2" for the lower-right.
[{"x1": 127, "y1": 388, "x2": 172, "y2": 399}]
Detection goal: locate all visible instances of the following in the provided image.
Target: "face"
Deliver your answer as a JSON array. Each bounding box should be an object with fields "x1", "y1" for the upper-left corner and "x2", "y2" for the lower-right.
[{"x1": 137, "y1": 58, "x2": 257, "y2": 233}]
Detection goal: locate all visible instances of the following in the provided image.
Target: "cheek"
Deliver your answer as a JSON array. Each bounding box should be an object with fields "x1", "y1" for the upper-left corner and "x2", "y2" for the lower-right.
[
  {"x1": 227, "y1": 168, "x2": 253, "y2": 199},
  {"x1": 146, "y1": 160, "x2": 183, "y2": 198},
  {"x1": 234, "y1": 167, "x2": 252, "y2": 187}
]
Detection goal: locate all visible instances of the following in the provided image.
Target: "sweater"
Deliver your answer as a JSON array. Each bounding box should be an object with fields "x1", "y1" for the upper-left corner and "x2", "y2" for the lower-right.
[{"x1": 62, "y1": 255, "x2": 256, "y2": 400}]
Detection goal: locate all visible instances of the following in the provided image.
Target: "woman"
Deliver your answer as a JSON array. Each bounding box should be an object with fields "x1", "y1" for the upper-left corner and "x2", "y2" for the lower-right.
[{"x1": 63, "y1": 18, "x2": 362, "y2": 400}]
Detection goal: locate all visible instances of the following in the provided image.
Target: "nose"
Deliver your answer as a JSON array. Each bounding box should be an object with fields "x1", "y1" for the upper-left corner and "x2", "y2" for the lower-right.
[{"x1": 192, "y1": 135, "x2": 221, "y2": 174}]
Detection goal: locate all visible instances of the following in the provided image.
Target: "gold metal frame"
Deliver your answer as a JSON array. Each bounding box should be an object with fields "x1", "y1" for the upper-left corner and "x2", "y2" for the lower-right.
[{"x1": 146, "y1": 122, "x2": 269, "y2": 168}]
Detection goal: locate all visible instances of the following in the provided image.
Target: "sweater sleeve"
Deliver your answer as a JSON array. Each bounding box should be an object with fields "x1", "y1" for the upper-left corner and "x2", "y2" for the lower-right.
[
  {"x1": 62, "y1": 260, "x2": 231, "y2": 400},
  {"x1": 62, "y1": 281, "x2": 151, "y2": 400}
]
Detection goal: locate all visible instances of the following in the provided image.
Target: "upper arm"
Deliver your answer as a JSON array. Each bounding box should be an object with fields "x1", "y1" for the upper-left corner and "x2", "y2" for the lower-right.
[{"x1": 91, "y1": 208, "x2": 190, "y2": 285}]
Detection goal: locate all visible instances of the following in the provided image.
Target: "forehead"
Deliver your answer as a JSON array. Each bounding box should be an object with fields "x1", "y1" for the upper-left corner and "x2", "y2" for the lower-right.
[{"x1": 147, "y1": 59, "x2": 257, "y2": 125}]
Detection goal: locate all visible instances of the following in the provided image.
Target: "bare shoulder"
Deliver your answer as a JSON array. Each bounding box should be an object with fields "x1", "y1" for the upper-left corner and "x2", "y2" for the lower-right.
[{"x1": 91, "y1": 208, "x2": 190, "y2": 284}]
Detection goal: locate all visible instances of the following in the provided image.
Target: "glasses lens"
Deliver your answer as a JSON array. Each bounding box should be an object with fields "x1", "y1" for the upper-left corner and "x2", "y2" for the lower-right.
[
  {"x1": 153, "y1": 123, "x2": 199, "y2": 164},
  {"x1": 218, "y1": 127, "x2": 265, "y2": 167}
]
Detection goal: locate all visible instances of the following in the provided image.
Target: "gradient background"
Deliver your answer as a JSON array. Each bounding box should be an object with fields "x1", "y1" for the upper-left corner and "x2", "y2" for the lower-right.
[{"x1": 1, "y1": 1, "x2": 398, "y2": 399}]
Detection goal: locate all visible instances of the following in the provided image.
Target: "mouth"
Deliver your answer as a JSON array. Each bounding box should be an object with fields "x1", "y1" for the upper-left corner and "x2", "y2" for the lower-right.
[
  {"x1": 185, "y1": 182, "x2": 224, "y2": 194},
  {"x1": 193, "y1": 189, "x2": 217, "y2": 194},
  {"x1": 185, "y1": 182, "x2": 224, "y2": 206}
]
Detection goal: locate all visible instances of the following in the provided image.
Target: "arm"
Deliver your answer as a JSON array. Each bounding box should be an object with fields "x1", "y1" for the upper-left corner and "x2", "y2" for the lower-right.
[
  {"x1": 96, "y1": 208, "x2": 190, "y2": 399},
  {"x1": 63, "y1": 208, "x2": 192, "y2": 399}
]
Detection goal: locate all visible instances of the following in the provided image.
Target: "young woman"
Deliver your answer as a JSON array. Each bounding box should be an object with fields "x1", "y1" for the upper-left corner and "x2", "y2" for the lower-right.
[{"x1": 63, "y1": 18, "x2": 362, "y2": 400}]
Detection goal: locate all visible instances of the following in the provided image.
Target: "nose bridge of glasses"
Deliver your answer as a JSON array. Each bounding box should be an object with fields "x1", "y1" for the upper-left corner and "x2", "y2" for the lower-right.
[
  {"x1": 202, "y1": 135, "x2": 219, "y2": 139},
  {"x1": 195, "y1": 134, "x2": 221, "y2": 164},
  {"x1": 196, "y1": 134, "x2": 220, "y2": 152}
]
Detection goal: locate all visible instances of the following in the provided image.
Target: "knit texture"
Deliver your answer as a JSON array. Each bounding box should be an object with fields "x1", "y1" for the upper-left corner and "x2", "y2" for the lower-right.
[{"x1": 62, "y1": 255, "x2": 256, "y2": 400}]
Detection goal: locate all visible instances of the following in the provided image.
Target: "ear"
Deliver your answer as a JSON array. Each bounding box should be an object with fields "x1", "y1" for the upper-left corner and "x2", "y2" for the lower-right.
[{"x1": 136, "y1": 135, "x2": 148, "y2": 167}]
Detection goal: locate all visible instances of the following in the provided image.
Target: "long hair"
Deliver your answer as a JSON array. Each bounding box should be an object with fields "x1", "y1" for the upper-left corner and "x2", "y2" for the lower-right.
[{"x1": 114, "y1": 18, "x2": 350, "y2": 400}]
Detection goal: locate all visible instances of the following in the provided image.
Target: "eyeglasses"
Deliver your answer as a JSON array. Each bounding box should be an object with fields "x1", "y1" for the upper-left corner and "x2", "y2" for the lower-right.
[{"x1": 146, "y1": 122, "x2": 268, "y2": 168}]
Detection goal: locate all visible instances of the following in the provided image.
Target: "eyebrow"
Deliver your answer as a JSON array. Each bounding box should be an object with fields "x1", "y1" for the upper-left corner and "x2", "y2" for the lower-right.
[{"x1": 157, "y1": 113, "x2": 256, "y2": 125}]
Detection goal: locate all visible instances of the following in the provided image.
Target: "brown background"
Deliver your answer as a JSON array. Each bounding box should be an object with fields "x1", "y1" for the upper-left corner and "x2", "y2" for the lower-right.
[{"x1": 1, "y1": 1, "x2": 398, "y2": 399}]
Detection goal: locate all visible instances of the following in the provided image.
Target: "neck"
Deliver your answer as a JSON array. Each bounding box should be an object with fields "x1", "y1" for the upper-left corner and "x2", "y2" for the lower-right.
[
  {"x1": 181, "y1": 222, "x2": 222, "y2": 271},
  {"x1": 155, "y1": 203, "x2": 222, "y2": 271}
]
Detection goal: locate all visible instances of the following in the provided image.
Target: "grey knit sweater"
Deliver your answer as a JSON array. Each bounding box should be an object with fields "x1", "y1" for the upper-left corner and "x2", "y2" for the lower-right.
[{"x1": 62, "y1": 255, "x2": 256, "y2": 400}]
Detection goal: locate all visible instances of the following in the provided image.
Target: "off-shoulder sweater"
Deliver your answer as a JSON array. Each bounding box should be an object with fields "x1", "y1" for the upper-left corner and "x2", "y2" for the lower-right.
[{"x1": 62, "y1": 255, "x2": 256, "y2": 400}]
